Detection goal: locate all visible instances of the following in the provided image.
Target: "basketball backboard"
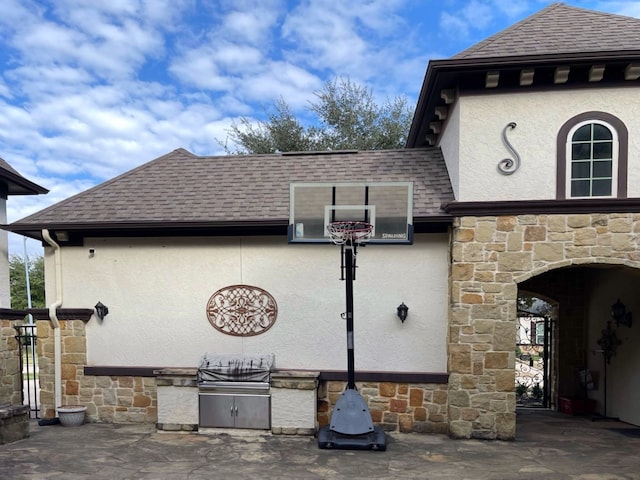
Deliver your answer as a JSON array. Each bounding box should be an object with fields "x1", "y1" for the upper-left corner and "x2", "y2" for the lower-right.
[{"x1": 288, "y1": 182, "x2": 413, "y2": 244}]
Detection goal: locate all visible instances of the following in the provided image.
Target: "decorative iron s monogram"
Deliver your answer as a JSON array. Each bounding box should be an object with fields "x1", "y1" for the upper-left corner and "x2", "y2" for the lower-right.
[
  {"x1": 206, "y1": 285, "x2": 278, "y2": 336},
  {"x1": 497, "y1": 122, "x2": 520, "y2": 175}
]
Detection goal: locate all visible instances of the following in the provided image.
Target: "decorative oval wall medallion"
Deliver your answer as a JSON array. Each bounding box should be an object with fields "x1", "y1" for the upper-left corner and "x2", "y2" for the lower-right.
[{"x1": 206, "y1": 285, "x2": 278, "y2": 337}]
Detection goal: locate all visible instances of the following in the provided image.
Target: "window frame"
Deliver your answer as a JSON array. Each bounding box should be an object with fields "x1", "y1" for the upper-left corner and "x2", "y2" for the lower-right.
[
  {"x1": 566, "y1": 120, "x2": 617, "y2": 199},
  {"x1": 556, "y1": 112, "x2": 628, "y2": 200}
]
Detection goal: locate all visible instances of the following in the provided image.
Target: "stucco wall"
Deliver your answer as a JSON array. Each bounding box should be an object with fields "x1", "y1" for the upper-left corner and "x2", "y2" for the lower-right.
[
  {"x1": 453, "y1": 87, "x2": 640, "y2": 202},
  {"x1": 44, "y1": 234, "x2": 449, "y2": 373},
  {"x1": 0, "y1": 197, "x2": 9, "y2": 308},
  {"x1": 439, "y1": 99, "x2": 461, "y2": 200}
]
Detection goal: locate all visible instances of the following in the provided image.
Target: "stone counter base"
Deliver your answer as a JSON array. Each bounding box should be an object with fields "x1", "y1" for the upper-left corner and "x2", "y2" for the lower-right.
[
  {"x1": 0, "y1": 404, "x2": 29, "y2": 444},
  {"x1": 156, "y1": 422, "x2": 198, "y2": 432}
]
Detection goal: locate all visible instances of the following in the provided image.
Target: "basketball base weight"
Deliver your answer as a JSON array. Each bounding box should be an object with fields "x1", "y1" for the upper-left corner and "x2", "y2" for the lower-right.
[
  {"x1": 318, "y1": 388, "x2": 387, "y2": 451},
  {"x1": 318, "y1": 424, "x2": 387, "y2": 451}
]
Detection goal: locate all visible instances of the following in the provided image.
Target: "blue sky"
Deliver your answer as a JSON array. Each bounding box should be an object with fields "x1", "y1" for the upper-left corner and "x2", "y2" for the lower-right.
[{"x1": 1, "y1": 0, "x2": 640, "y2": 257}]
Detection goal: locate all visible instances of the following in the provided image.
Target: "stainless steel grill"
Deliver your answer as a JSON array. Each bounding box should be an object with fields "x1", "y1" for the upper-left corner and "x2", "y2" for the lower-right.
[{"x1": 197, "y1": 353, "x2": 274, "y2": 430}]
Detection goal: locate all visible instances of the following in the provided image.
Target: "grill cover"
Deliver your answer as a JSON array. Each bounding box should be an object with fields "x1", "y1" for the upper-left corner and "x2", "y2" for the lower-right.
[{"x1": 198, "y1": 353, "x2": 275, "y2": 383}]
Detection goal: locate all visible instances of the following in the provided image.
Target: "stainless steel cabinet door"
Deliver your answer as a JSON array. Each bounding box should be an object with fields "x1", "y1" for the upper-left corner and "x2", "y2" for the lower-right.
[
  {"x1": 234, "y1": 394, "x2": 271, "y2": 429},
  {"x1": 199, "y1": 393, "x2": 235, "y2": 428}
]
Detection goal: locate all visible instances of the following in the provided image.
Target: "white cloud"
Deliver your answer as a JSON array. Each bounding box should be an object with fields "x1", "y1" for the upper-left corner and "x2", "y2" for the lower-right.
[
  {"x1": 242, "y1": 61, "x2": 323, "y2": 108},
  {"x1": 170, "y1": 47, "x2": 234, "y2": 90},
  {"x1": 221, "y1": 8, "x2": 281, "y2": 45}
]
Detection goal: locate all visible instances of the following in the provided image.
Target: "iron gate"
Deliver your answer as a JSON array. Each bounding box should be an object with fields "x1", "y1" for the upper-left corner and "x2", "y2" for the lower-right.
[
  {"x1": 14, "y1": 324, "x2": 39, "y2": 418},
  {"x1": 516, "y1": 315, "x2": 552, "y2": 408}
]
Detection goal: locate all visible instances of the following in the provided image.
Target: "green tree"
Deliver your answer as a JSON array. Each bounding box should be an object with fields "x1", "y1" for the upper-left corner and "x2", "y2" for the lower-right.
[
  {"x1": 10, "y1": 255, "x2": 45, "y2": 309},
  {"x1": 225, "y1": 78, "x2": 413, "y2": 154}
]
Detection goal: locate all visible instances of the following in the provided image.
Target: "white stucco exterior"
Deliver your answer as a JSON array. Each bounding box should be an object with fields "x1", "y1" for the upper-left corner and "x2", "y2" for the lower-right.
[
  {"x1": 157, "y1": 386, "x2": 198, "y2": 425},
  {"x1": 439, "y1": 100, "x2": 461, "y2": 200},
  {"x1": 0, "y1": 197, "x2": 8, "y2": 308},
  {"x1": 445, "y1": 87, "x2": 640, "y2": 202},
  {"x1": 271, "y1": 387, "x2": 316, "y2": 431},
  {"x1": 44, "y1": 233, "x2": 449, "y2": 373}
]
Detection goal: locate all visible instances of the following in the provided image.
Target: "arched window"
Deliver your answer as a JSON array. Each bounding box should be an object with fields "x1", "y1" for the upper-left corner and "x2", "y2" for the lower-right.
[
  {"x1": 568, "y1": 121, "x2": 615, "y2": 197},
  {"x1": 556, "y1": 112, "x2": 628, "y2": 199}
]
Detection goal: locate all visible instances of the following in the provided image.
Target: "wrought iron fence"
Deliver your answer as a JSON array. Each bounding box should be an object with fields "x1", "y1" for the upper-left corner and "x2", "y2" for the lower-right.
[
  {"x1": 515, "y1": 349, "x2": 545, "y2": 406},
  {"x1": 14, "y1": 324, "x2": 39, "y2": 419},
  {"x1": 516, "y1": 315, "x2": 552, "y2": 408}
]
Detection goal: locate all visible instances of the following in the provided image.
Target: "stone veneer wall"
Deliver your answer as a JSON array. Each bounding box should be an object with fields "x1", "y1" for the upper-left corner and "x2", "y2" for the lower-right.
[
  {"x1": 318, "y1": 381, "x2": 448, "y2": 434},
  {"x1": 450, "y1": 213, "x2": 640, "y2": 440},
  {"x1": 37, "y1": 319, "x2": 157, "y2": 422},
  {"x1": 0, "y1": 320, "x2": 21, "y2": 406}
]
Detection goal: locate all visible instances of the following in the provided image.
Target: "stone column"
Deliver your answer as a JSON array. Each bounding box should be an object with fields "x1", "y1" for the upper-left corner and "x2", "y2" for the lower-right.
[
  {"x1": 0, "y1": 320, "x2": 21, "y2": 406},
  {"x1": 449, "y1": 215, "x2": 529, "y2": 439},
  {"x1": 37, "y1": 319, "x2": 88, "y2": 418}
]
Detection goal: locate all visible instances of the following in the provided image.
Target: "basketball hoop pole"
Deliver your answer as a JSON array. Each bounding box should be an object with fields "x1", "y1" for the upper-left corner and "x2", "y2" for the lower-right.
[
  {"x1": 344, "y1": 242, "x2": 356, "y2": 390},
  {"x1": 327, "y1": 221, "x2": 371, "y2": 390}
]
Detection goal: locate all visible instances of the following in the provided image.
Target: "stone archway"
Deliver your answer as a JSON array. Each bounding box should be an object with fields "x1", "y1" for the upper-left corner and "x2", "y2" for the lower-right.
[{"x1": 449, "y1": 213, "x2": 640, "y2": 439}]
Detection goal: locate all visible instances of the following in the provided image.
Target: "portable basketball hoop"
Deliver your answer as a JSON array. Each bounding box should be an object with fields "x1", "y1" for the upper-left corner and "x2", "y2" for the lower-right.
[{"x1": 317, "y1": 220, "x2": 386, "y2": 451}]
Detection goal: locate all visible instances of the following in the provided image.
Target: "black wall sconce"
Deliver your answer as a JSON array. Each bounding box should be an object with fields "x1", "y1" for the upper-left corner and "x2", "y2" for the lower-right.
[
  {"x1": 95, "y1": 301, "x2": 109, "y2": 320},
  {"x1": 611, "y1": 299, "x2": 632, "y2": 328},
  {"x1": 397, "y1": 302, "x2": 409, "y2": 323}
]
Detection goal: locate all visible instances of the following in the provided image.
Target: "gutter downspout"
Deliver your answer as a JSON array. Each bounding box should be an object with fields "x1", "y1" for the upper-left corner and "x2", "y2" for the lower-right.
[{"x1": 42, "y1": 229, "x2": 62, "y2": 412}]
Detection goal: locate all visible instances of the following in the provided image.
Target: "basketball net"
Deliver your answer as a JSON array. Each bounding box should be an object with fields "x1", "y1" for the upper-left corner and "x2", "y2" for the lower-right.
[{"x1": 327, "y1": 221, "x2": 373, "y2": 247}]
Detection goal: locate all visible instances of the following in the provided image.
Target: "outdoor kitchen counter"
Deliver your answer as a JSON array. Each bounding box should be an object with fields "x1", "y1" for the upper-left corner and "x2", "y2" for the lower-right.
[
  {"x1": 155, "y1": 368, "x2": 199, "y2": 431},
  {"x1": 154, "y1": 368, "x2": 319, "y2": 435},
  {"x1": 270, "y1": 370, "x2": 320, "y2": 435}
]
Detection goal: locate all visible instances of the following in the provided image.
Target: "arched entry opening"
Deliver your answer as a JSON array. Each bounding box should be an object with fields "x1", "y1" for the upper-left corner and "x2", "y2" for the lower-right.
[{"x1": 518, "y1": 264, "x2": 640, "y2": 425}]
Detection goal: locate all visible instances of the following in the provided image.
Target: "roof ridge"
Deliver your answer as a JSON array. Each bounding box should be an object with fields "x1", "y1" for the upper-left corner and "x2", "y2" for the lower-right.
[{"x1": 197, "y1": 147, "x2": 419, "y2": 160}]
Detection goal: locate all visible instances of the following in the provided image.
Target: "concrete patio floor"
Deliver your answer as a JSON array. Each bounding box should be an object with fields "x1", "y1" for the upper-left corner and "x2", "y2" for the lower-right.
[{"x1": 1, "y1": 408, "x2": 639, "y2": 479}]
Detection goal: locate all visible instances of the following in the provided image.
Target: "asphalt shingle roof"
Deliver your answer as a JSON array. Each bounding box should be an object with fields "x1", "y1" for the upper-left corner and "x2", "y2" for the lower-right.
[
  {"x1": 454, "y1": 3, "x2": 640, "y2": 59},
  {"x1": 12, "y1": 148, "x2": 452, "y2": 228}
]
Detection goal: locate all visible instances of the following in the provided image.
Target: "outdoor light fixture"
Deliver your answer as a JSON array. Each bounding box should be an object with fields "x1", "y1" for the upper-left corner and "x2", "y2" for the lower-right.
[
  {"x1": 611, "y1": 299, "x2": 632, "y2": 328},
  {"x1": 95, "y1": 302, "x2": 109, "y2": 320},
  {"x1": 397, "y1": 302, "x2": 409, "y2": 323}
]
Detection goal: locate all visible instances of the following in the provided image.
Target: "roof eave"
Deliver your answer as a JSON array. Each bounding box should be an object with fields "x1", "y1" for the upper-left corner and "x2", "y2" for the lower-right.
[
  {"x1": 6, "y1": 216, "x2": 455, "y2": 241},
  {"x1": 438, "y1": 49, "x2": 640, "y2": 68},
  {"x1": 2, "y1": 170, "x2": 49, "y2": 195},
  {"x1": 5, "y1": 219, "x2": 290, "y2": 244}
]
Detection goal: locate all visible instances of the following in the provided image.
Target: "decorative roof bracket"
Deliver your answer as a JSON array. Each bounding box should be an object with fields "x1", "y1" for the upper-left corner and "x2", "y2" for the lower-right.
[
  {"x1": 554, "y1": 66, "x2": 570, "y2": 84},
  {"x1": 520, "y1": 69, "x2": 535, "y2": 86},
  {"x1": 625, "y1": 63, "x2": 640, "y2": 80},
  {"x1": 485, "y1": 71, "x2": 500, "y2": 88},
  {"x1": 589, "y1": 65, "x2": 605, "y2": 82}
]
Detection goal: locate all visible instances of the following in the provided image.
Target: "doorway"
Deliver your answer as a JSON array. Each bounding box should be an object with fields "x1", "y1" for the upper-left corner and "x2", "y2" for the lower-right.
[{"x1": 516, "y1": 295, "x2": 554, "y2": 408}]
